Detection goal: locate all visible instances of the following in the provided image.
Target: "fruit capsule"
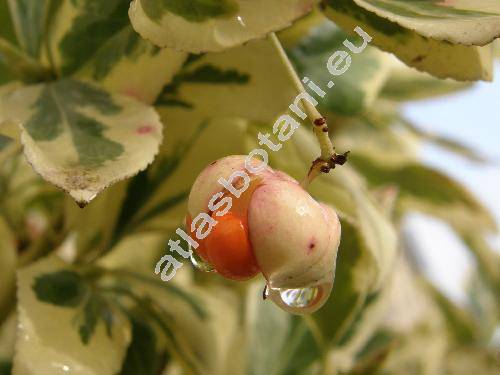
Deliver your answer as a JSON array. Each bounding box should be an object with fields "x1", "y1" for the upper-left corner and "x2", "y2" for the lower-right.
[{"x1": 187, "y1": 155, "x2": 341, "y2": 314}]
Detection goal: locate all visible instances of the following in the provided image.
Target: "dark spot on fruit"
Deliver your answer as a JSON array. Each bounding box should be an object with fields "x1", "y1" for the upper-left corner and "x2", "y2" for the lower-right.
[{"x1": 307, "y1": 240, "x2": 316, "y2": 253}]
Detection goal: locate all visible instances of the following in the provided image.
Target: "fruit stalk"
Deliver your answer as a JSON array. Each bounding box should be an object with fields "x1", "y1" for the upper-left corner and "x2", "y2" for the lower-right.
[{"x1": 268, "y1": 32, "x2": 348, "y2": 188}]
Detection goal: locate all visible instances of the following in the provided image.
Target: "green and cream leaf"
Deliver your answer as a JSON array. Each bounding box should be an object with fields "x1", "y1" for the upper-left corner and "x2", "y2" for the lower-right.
[
  {"x1": 289, "y1": 21, "x2": 393, "y2": 115},
  {"x1": 46, "y1": 0, "x2": 187, "y2": 104},
  {"x1": 157, "y1": 37, "x2": 297, "y2": 122},
  {"x1": 129, "y1": 0, "x2": 315, "y2": 52},
  {"x1": 349, "y1": 154, "x2": 496, "y2": 232},
  {"x1": 381, "y1": 57, "x2": 472, "y2": 101},
  {"x1": 6, "y1": 0, "x2": 51, "y2": 58},
  {"x1": 322, "y1": 0, "x2": 494, "y2": 81},
  {"x1": 1, "y1": 79, "x2": 163, "y2": 205},
  {"x1": 335, "y1": 0, "x2": 500, "y2": 46},
  {"x1": 13, "y1": 257, "x2": 131, "y2": 375}
]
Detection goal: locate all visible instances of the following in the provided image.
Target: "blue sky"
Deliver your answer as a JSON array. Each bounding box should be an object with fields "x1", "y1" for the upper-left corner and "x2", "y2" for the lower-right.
[{"x1": 402, "y1": 63, "x2": 500, "y2": 304}]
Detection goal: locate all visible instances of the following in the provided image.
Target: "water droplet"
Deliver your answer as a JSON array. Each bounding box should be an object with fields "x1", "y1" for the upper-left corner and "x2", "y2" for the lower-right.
[
  {"x1": 279, "y1": 286, "x2": 320, "y2": 308},
  {"x1": 189, "y1": 251, "x2": 214, "y2": 273},
  {"x1": 236, "y1": 15, "x2": 246, "y2": 27}
]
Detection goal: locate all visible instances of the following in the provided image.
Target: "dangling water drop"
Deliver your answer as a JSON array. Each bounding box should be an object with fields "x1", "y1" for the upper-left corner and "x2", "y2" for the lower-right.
[
  {"x1": 279, "y1": 286, "x2": 320, "y2": 308},
  {"x1": 189, "y1": 251, "x2": 214, "y2": 273}
]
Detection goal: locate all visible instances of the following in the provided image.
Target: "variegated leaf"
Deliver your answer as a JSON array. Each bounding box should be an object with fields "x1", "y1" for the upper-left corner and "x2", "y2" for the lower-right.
[
  {"x1": 349, "y1": 154, "x2": 496, "y2": 232},
  {"x1": 100, "y1": 236, "x2": 231, "y2": 375},
  {"x1": 13, "y1": 257, "x2": 132, "y2": 375},
  {"x1": 0, "y1": 79, "x2": 162, "y2": 206},
  {"x1": 46, "y1": 0, "x2": 187, "y2": 104},
  {"x1": 289, "y1": 21, "x2": 393, "y2": 115},
  {"x1": 381, "y1": 57, "x2": 472, "y2": 101},
  {"x1": 331, "y1": 0, "x2": 500, "y2": 46},
  {"x1": 0, "y1": 134, "x2": 17, "y2": 167},
  {"x1": 129, "y1": 0, "x2": 314, "y2": 52},
  {"x1": 322, "y1": 0, "x2": 494, "y2": 81},
  {"x1": 157, "y1": 37, "x2": 297, "y2": 122},
  {"x1": 6, "y1": 0, "x2": 52, "y2": 59},
  {"x1": 0, "y1": 0, "x2": 53, "y2": 82}
]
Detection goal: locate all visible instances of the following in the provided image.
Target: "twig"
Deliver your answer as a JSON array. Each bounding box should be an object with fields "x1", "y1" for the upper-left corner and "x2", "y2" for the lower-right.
[{"x1": 267, "y1": 32, "x2": 348, "y2": 188}]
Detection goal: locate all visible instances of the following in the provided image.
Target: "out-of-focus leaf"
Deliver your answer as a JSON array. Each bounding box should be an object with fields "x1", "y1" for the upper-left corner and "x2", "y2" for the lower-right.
[
  {"x1": 13, "y1": 256, "x2": 131, "y2": 375},
  {"x1": 327, "y1": 0, "x2": 500, "y2": 46},
  {"x1": 0, "y1": 151, "x2": 62, "y2": 242},
  {"x1": 246, "y1": 283, "x2": 322, "y2": 375},
  {"x1": 105, "y1": 279, "x2": 216, "y2": 374},
  {"x1": 64, "y1": 182, "x2": 128, "y2": 261},
  {"x1": 278, "y1": 7, "x2": 325, "y2": 48},
  {"x1": 0, "y1": 37, "x2": 48, "y2": 82},
  {"x1": 446, "y1": 347, "x2": 500, "y2": 374},
  {"x1": 6, "y1": 0, "x2": 50, "y2": 58},
  {"x1": 426, "y1": 284, "x2": 478, "y2": 344},
  {"x1": 349, "y1": 154, "x2": 496, "y2": 232},
  {"x1": 466, "y1": 272, "x2": 500, "y2": 344},
  {"x1": 100, "y1": 232, "x2": 245, "y2": 375},
  {"x1": 0, "y1": 79, "x2": 163, "y2": 205},
  {"x1": 0, "y1": 217, "x2": 16, "y2": 323},
  {"x1": 32, "y1": 270, "x2": 86, "y2": 308},
  {"x1": 0, "y1": 133, "x2": 19, "y2": 172},
  {"x1": 310, "y1": 221, "x2": 375, "y2": 347},
  {"x1": 47, "y1": 0, "x2": 186, "y2": 104},
  {"x1": 335, "y1": 116, "x2": 418, "y2": 167},
  {"x1": 0, "y1": 0, "x2": 17, "y2": 45},
  {"x1": 381, "y1": 58, "x2": 472, "y2": 101},
  {"x1": 119, "y1": 318, "x2": 160, "y2": 375},
  {"x1": 0, "y1": 361, "x2": 11, "y2": 375},
  {"x1": 0, "y1": 0, "x2": 53, "y2": 82},
  {"x1": 462, "y1": 233, "x2": 500, "y2": 296},
  {"x1": 376, "y1": 254, "x2": 449, "y2": 374},
  {"x1": 129, "y1": 0, "x2": 314, "y2": 52},
  {"x1": 246, "y1": 283, "x2": 291, "y2": 375},
  {"x1": 0, "y1": 313, "x2": 16, "y2": 370},
  {"x1": 157, "y1": 37, "x2": 297, "y2": 123},
  {"x1": 399, "y1": 117, "x2": 487, "y2": 163},
  {"x1": 322, "y1": 0, "x2": 494, "y2": 81},
  {"x1": 289, "y1": 21, "x2": 392, "y2": 116}
]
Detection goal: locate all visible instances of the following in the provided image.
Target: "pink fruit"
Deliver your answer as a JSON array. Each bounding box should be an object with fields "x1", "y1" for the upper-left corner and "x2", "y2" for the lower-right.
[{"x1": 187, "y1": 155, "x2": 341, "y2": 314}]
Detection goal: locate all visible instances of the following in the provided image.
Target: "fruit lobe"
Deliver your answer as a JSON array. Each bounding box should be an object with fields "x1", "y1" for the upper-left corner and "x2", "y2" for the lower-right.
[{"x1": 248, "y1": 179, "x2": 340, "y2": 289}]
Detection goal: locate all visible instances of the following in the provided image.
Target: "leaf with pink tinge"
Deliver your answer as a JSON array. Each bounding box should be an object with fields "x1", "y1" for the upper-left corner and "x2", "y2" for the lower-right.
[{"x1": 0, "y1": 79, "x2": 163, "y2": 206}]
